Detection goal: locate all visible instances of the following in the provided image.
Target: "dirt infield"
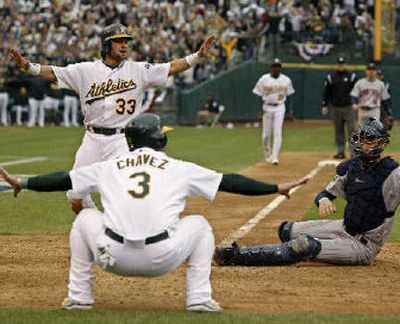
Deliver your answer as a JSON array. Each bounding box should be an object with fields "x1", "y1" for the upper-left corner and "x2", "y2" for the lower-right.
[{"x1": 1, "y1": 151, "x2": 400, "y2": 314}]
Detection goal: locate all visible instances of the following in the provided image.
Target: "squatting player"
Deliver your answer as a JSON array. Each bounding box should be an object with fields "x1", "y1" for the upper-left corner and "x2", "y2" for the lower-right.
[{"x1": 9, "y1": 23, "x2": 216, "y2": 214}]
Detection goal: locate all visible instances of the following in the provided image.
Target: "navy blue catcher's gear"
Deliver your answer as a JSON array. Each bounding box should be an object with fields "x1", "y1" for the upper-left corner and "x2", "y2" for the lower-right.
[
  {"x1": 278, "y1": 221, "x2": 293, "y2": 242},
  {"x1": 350, "y1": 117, "x2": 389, "y2": 166},
  {"x1": 125, "y1": 113, "x2": 173, "y2": 151},
  {"x1": 100, "y1": 23, "x2": 133, "y2": 59},
  {"x1": 214, "y1": 235, "x2": 321, "y2": 266}
]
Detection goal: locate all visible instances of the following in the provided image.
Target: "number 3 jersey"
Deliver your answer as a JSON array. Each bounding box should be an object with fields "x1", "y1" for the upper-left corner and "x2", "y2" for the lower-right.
[
  {"x1": 52, "y1": 61, "x2": 169, "y2": 128},
  {"x1": 69, "y1": 147, "x2": 223, "y2": 241}
]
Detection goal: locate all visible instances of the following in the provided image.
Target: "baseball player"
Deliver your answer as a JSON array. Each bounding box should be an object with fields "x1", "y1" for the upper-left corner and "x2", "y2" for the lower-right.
[
  {"x1": 351, "y1": 62, "x2": 392, "y2": 125},
  {"x1": 63, "y1": 88, "x2": 80, "y2": 127},
  {"x1": 377, "y1": 69, "x2": 394, "y2": 130},
  {"x1": 0, "y1": 113, "x2": 307, "y2": 311},
  {"x1": 215, "y1": 117, "x2": 400, "y2": 267},
  {"x1": 8, "y1": 23, "x2": 216, "y2": 214},
  {"x1": 0, "y1": 77, "x2": 9, "y2": 126},
  {"x1": 253, "y1": 58, "x2": 295, "y2": 165}
]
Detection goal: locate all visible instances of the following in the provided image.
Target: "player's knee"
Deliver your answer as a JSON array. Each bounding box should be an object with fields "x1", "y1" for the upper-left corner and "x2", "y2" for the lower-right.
[
  {"x1": 287, "y1": 235, "x2": 321, "y2": 260},
  {"x1": 278, "y1": 221, "x2": 293, "y2": 242}
]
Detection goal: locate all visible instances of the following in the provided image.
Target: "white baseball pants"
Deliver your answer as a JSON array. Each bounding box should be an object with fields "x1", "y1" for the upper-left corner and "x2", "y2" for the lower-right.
[
  {"x1": 63, "y1": 95, "x2": 79, "y2": 127},
  {"x1": 67, "y1": 131, "x2": 130, "y2": 208},
  {"x1": 0, "y1": 92, "x2": 9, "y2": 125},
  {"x1": 68, "y1": 208, "x2": 215, "y2": 307},
  {"x1": 27, "y1": 98, "x2": 45, "y2": 127},
  {"x1": 262, "y1": 104, "x2": 285, "y2": 161}
]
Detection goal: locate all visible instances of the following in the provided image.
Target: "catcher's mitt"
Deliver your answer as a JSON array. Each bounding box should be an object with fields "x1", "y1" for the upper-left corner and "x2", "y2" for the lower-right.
[{"x1": 385, "y1": 115, "x2": 394, "y2": 130}]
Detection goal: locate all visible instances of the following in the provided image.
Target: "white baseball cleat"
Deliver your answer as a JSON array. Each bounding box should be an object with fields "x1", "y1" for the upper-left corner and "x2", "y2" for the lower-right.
[
  {"x1": 186, "y1": 299, "x2": 222, "y2": 313},
  {"x1": 61, "y1": 297, "x2": 93, "y2": 310},
  {"x1": 272, "y1": 159, "x2": 279, "y2": 165}
]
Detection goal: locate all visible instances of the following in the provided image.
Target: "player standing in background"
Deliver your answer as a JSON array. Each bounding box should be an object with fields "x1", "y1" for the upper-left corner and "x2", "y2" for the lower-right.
[
  {"x1": 0, "y1": 113, "x2": 308, "y2": 312},
  {"x1": 376, "y1": 69, "x2": 394, "y2": 130},
  {"x1": 62, "y1": 88, "x2": 80, "y2": 127},
  {"x1": 350, "y1": 63, "x2": 392, "y2": 125},
  {"x1": 9, "y1": 23, "x2": 216, "y2": 214},
  {"x1": 215, "y1": 118, "x2": 400, "y2": 267},
  {"x1": 253, "y1": 58, "x2": 295, "y2": 166},
  {"x1": 321, "y1": 57, "x2": 358, "y2": 159},
  {"x1": 0, "y1": 77, "x2": 9, "y2": 126}
]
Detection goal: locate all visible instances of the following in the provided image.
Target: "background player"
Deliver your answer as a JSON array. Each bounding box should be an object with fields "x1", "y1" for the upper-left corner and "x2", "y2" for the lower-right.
[
  {"x1": 0, "y1": 113, "x2": 307, "y2": 312},
  {"x1": 253, "y1": 58, "x2": 295, "y2": 166},
  {"x1": 351, "y1": 63, "x2": 392, "y2": 125},
  {"x1": 376, "y1": 69, "x2": 394, "y2": 130},
  {"x1": 9, "y1": 23, "x2": 216, "y2": 214},
  {"x1": 215, "y1": 118, "x2": 400, "y2": 267},
  {"x1": 321, "y1": 57, "x2": 358, "y2": 159}
]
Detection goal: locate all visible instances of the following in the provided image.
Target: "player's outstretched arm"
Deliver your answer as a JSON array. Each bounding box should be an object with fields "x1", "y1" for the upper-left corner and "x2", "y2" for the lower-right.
[
  {"x1": 9, "y1": 48, "x2": 57, "y2": 81},
  {"x1": 277, "y1": 176, "x2": 309, "y2": 199},
  {"x1": 168, "y1": 35, "x2": 216, "y2": 76},
  {"x1": 218, "y1": 173, "x2": 308, "y2": 197},
  {"x1": 0, "y1": 166, "x2": 22, "y2": 197}
]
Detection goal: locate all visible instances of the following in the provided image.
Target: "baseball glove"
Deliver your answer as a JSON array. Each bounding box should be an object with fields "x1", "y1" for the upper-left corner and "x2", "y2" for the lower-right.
[{"x1": 385, "y1": 115, "x2": 394, "y2": 130}]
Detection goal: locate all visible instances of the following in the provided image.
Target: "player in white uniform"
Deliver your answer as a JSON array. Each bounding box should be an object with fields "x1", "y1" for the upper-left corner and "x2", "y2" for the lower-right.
[
  {"x1": 9, "y1": 23, "x2": 216, "y2": 214},
  {"x1": 253, "y1": 58, "x2": 295, "y2": 165},
  {"x1": 351, "y1": 62, "x2": 391, "y2": 125},
  {"x1": 1, "y1": 113, "x2": 308, "y2": 312}
]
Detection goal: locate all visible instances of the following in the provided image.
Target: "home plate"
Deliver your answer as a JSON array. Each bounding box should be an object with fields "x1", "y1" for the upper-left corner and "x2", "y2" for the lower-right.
[{"x1": 318, "y1": 160, "x2": 341, "y2": 167}]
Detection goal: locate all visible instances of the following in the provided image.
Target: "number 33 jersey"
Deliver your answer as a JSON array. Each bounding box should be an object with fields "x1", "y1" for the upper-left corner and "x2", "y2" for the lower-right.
[
  {"x1": 69, "y1": 147, "x2": 223, "y2": 241},
  {"x1": 52, "y1": 61, "x2": 169, "y2": 128}
]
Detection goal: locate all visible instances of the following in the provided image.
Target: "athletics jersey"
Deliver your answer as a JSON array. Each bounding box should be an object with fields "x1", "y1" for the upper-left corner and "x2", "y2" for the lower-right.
[
  {"x1": 52, "y1": 60, "x2": 169, "y2": 128},
  {"x1": 350, "y1": 78, "x2": 390, "y2": 108},
  {"x1": 69, "y1": 147, "x2": 223, "y2": 242},
  {"x1": 252, "y1": 73, "x2": 294, "y2": 109}
]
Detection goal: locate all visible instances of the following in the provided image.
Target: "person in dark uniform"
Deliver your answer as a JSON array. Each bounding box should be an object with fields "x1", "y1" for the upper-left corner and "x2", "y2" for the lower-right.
[
  {"x1": 322, "y1": 57, "x2": 358, "y2": 159},
  {"x1": 0, "y1": 77, "x2": 9, "y2": 126},
  {"x1": 27, "y1": 77, "x2": 46, "y2": 127}
]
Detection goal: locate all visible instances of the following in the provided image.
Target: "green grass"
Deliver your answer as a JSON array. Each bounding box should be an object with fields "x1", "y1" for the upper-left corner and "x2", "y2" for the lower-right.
[{"x1": 1, "y1": 309, "x2": 400, "y2": 324}]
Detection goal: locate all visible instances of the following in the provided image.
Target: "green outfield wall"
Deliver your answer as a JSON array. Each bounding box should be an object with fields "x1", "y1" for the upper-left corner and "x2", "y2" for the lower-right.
[{"x1": 179, "y1": 61, "x2": 400, "y2": 125}]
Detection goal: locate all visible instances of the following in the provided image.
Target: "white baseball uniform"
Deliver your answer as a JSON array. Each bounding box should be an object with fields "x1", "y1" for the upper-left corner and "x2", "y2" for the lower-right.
[
  {"x1": 253, "y1": 73, "x2": 294, "y2": 163},
  {"x1": 350, "y1": 78, "x2": 390, "y2": 124},
  {"x1": 67, "y1": 147, "x2": 222, "y2": 307},
  {"x1": 52, "y1": 60, "x2": 170, "y2": 206}
]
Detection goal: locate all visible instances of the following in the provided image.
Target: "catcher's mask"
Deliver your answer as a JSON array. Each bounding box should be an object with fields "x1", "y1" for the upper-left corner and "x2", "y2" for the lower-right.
[
  {"x1": 350, "y1": 117, "x2": 389, "y2": 166},
  {"x1": 125, "y1": 113, "x2": 173, "y2": 151},
  {"x1": 100, "y1": 23, "x2": 133, "y2": 59}
]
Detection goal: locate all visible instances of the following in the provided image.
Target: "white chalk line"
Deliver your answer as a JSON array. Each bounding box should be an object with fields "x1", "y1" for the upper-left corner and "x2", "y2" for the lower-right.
[
  {"x1": 0, "y1": 156, "x2": 48, "y2": 166},
  {"x1": 219, "y1": 160, "x2": 339, "y2": 246}
]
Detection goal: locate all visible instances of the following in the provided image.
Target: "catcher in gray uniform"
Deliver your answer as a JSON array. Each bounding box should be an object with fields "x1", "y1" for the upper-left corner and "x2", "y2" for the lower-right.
[{"x1": 215, "y1": 117, "x2": 400, "y2": 266}]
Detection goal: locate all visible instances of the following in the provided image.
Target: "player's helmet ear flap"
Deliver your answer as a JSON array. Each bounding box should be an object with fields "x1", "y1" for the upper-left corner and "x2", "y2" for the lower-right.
[
  {"x1": 100, "y1": 23, "x2": 133, "y2": 59},
  {"x1": 350, "y1": 117, "x2": 389, "y2": 165},
  {"x1": 125, "y1": 113, "x2": 171, "y2": 151}
]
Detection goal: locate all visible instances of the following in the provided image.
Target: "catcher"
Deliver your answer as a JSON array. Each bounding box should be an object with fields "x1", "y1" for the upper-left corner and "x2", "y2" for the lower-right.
[{"x1": 215, "y1": 118, "x2": 400, "y2": 267}]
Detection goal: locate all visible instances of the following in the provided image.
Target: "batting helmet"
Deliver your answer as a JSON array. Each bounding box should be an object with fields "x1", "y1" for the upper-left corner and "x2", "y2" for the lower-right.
[
  {"x1": 100, "y1": 23, "x2": 133, "y2": 59},
  {"x1": 350, "y1": 117, "x2": 389, "y2": 165},
  {"x1": 125, "y1": 113, "x2": 173, "y2": 151}
]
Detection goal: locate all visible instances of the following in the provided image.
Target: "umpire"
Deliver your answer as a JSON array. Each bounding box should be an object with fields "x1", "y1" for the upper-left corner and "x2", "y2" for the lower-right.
[{"x1": 321, "y1": 57, "x2": 357, "y2": 159}]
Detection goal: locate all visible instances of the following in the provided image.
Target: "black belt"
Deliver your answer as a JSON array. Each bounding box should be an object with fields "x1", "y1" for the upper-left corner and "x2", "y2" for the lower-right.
[
  {"x1": 105, "y1": 227, "x2": 169, "y2": 245},
  {"x1": 361, "y1": 106, "x2": 378, "y2": 110},
  {"x1": 266, "y1": 103, "x2": 279, "y2": 106},
  {"x1": 86, "y1": 126, "x2": 125, "y2": 136}
]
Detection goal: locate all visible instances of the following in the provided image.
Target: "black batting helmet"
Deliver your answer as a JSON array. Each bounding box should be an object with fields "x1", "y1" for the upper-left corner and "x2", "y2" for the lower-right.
[
  {"x1": 100, "y1": 23, "x2": 133, "y2": 59},
  {"x1": 350, "y1": 117, "x2": 389, "y2": 165},
  {"x1": 125, "y1": 113, "x2": 173, "y2": 151}
]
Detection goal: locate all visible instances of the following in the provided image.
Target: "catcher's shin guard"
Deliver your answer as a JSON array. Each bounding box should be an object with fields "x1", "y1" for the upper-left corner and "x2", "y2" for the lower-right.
[
  {"x1": 214, "y1": 235, "x2": 321, "y2": 266},
  {"x1": 278, "y1": 221, "x2": 294, "y2": 242}
]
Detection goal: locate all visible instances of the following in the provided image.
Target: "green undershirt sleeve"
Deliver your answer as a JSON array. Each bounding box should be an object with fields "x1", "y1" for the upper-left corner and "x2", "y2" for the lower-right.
[
  {"x1": 21, "y1": 171, "x2": 73, "y2": 192},
  {"x1": 219, "y1": 173, "x2": 278, "y2": 196}
]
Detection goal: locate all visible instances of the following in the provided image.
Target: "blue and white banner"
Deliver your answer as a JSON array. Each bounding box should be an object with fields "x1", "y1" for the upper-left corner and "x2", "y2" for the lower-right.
[{"x1": 295, "y1": 43, "x2": 334, "y2": 62}]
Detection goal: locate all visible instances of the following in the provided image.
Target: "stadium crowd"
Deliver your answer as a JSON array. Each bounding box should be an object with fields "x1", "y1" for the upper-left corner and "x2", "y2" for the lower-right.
[{"x1": 0, "y1": 0, "x2": 394, "y2": 126}]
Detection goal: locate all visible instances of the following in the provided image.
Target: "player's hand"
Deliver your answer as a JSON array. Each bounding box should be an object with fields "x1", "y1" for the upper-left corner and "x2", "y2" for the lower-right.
[
  {"x1": 69, "y1": 199, "x2": 84, "y2": 215},
  {"x1": 352, "y1": 104, "x2": 360, "y2": 112},
  {"x1": 322, "y1": 106, "x2": 329, "y2": 116},
  {"x1": 277, "y1": 176, "x2": 309, "y2": 199},
  {"x1": 0, "y1": 166, "x2": 22, "y2": 198},
  {"x1": 198, "y1": 35, "x2": 217, "y2": 58},
  {"x1": 9, "y1": 48, "x2": 30, "y2": 70},
  {"x1": 318, "y1": 198, "x2": 336, "y2": 217}
]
